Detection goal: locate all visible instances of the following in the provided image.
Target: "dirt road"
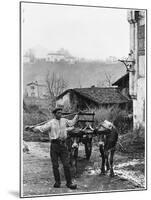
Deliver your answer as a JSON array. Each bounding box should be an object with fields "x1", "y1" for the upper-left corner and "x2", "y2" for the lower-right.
[{"x1": 22, "y1": 142, "x2": 145, "y2": 197}]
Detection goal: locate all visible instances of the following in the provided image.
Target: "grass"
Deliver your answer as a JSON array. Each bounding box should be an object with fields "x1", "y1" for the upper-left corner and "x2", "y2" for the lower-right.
[
  {"x1": 117, "y1": 125, "x2": 145, "y2": 153},
  {"x1": 23, "y1": 103, "x2": 51, "y2": 142},
  {"x1": 87, "y1": 106, "x2": 132, "y2": 135}
]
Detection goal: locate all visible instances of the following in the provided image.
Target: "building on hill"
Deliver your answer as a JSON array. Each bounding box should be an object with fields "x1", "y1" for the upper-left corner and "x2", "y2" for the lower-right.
[
  {"x1": 56, "y1": 86, "x2": 130, "y2": 111},
  {"x1": 23, "y1": 55, "x2": 30, "y2": 63},
  {"x1": 46, "y1": 51, "x2": 76, "y2": 64},
  {"x1": 25, "y1": 81, "x2": 48, "y2": 99},
  {"x1": 46, "y1": 52, "x2": 65, "y2": 62}
]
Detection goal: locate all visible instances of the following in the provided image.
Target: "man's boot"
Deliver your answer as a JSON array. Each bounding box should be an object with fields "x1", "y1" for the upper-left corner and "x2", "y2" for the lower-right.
[{"x1": 66, "y1": 183, "x2": 77, "y2": 189}]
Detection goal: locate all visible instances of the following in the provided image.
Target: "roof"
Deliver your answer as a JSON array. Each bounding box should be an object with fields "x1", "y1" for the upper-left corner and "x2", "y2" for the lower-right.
[
  {"x1": 56, "y1": 87, "x2": 129, "y2": 104},
  {"x1": 27, "y1": 82, "x2": 46, "y2": 87},
  {"x1": 47, "y1": 53, "x2": 65, "y2": 56},
  {"x1": 112, "y1": 73, "x2": 129, "y2": 86}
]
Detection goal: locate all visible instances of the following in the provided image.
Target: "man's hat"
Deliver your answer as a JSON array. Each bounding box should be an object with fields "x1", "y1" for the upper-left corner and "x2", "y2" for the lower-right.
[{"x1": 52, "y1": 107, "x2": 63, "y2": 114}]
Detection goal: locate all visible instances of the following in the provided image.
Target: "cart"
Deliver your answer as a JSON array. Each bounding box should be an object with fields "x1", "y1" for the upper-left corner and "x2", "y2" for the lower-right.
[{"x1": 63, "y1": 112, "x2": 95, "y2": 160}]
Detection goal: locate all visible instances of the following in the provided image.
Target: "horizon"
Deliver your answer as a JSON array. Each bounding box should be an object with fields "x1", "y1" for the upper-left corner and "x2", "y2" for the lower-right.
[{"x1": 21, "y1": 3, "x2": 130, "y2": 60}]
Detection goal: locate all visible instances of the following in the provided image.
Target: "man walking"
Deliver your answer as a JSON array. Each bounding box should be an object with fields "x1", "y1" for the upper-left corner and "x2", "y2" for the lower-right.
[{"x1": 31, "y1": 107, "x2": 79, "y2": 189}]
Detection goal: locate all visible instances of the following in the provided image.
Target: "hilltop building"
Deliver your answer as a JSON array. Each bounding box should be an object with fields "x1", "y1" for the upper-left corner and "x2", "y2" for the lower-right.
[{"x1": 46, "y1": 49, "x2": 76, "y2": 64}]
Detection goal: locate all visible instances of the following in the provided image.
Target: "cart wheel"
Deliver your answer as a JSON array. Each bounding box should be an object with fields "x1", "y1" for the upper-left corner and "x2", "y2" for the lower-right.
[{"x1": 85, "y1": 140, "x2": 92, "y2": 160}]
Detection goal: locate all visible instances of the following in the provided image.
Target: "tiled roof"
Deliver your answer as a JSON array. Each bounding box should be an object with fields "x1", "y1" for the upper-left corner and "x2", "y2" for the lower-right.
[{"x1": 57, "y1": 87, "x2": 129, "y2": 104}]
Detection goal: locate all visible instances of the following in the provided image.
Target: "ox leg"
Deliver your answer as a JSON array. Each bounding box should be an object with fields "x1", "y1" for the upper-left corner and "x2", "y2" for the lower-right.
[
  {"x1": 109, "y1": 149, "x2": 115, "y2": 177},
  {"x1": 105, "y1": 151, "x2": 110, "y2": 171},
  {"x1": 99, "y1": 144, "x2": 105, "y2": 175},
  {"x1": 74, "y1": 148, "x2": 78, "y2": 175}
]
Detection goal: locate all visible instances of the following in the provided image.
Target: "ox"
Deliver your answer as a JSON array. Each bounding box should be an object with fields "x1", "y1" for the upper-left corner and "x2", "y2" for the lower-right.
[
  {"x1": 66, "y1": 128, "x2": 80, "y2": 175},
  {"x1": 66, "y1": 125, "x2": 93, "y2": 175},
  {"x1": 95, "y1": 120, "x2": 118, "y2": 177}
]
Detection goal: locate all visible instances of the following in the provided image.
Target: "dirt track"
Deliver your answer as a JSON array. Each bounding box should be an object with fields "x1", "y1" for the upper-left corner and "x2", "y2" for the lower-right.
[{"x1": 23, "y1": 142, "x2": 145, "y2": 197}]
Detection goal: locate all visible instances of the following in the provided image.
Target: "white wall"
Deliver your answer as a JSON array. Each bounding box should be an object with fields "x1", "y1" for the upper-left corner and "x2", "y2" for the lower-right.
[{"x1": 56, "y1": 92, "x2": 71, "y2": 108}]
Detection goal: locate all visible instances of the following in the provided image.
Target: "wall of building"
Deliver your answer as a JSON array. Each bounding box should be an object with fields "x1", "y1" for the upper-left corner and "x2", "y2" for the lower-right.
[
  {"x1": 56, "y1": 92, "x2": 71, "y2": 109},
  {"x1": 26, "y1": 83, "x2": 48, "y2": 99},
  {"x1": 128, "y1": 10, "x2": 146, "y2": 128},
  {"x1": 26, "y1": 84, "x2": 39, "y2": 97}
]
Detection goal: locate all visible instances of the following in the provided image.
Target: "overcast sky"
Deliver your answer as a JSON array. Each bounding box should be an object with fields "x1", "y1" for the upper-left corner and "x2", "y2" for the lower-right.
[{"x1": 22, "y1": 3, "x2": 130, "y2": 60}]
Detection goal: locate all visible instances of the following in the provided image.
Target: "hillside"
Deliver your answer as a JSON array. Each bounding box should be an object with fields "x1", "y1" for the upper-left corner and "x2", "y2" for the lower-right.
[{"x1": 23, "y1": 60, "x2": 126, "y2": 90}]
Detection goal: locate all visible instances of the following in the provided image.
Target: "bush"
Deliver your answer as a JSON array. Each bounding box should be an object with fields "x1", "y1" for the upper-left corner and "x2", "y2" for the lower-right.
[
  {"x1": 91, "y1": 106, "x2": 131, "y2": 135},
  {"x1": 23, "y1": 105, "x2": 51, "y2": 142},
  {"x1": 117, "y1": 125, "x2": 145, "y2": 153}
]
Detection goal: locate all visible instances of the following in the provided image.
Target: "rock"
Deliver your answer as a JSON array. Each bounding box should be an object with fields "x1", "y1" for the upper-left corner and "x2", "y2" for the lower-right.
[{"x1": 23, "y1": 142, "x2": 30, "y2": 153}]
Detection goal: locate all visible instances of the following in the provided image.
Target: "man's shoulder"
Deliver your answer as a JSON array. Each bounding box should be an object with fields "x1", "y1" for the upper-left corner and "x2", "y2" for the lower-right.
[
  {"x1": 49, "y1": 118, "x2": 55, "y2": 123},
  {"x1": 61, "y1": 117, "x2": 67, "y2": 122}
]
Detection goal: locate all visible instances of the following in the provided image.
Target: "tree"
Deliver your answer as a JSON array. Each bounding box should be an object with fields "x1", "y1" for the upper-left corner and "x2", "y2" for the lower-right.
[
  {"x1": 97, "y1": 71, "x2": 113, "y2": 87},
  {"x1": 104, "y1": 72, "x2": 112, "y2": 87},
  {"x1": 24, "y1": 48, "x2": 36, "y2": 63},
  {"x1": 45, "y1": 71, "x2": 68, "y2": 107}
]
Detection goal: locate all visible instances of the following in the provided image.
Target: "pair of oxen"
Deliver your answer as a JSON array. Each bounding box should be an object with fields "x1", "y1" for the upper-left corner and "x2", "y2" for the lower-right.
[{"x1": 66, "y1": 120, "x2": 118, "y2": 177}]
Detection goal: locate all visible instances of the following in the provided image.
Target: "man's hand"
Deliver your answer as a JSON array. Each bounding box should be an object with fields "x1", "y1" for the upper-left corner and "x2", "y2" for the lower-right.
[
  {"x1": 58, "y1": 135, "x2": 67, "y2": 141},
  {"x1": 25, "y1": 125, "x2": 34, "y2": 131},
  {"x1": 33, "y1": 127, "x2": 40, "y2": 133},
  {"x1": 77, "y1": 111, "x2": 82, "y2": 116},
  {"x1": 25, "y1": 126, "x2": 40, "y2": 133}
]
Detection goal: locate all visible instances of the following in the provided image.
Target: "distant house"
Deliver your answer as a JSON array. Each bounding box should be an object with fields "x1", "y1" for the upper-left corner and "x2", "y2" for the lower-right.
[
  {"x1": 23, "y1": 55, "x2": 30, "y2": 63},
  {"x1": 56, "y1": 86, "x2": 130, "y2": 111},
  {"x1": 46, "y1": 51, "x2": 76, "y2": 64},
  {"x1": 46, "y1": 53, "x2": 65, "y2": 62},
  {"x1": 24, "y1": 81, "x2": 50, "y2": 109},
  {"x1": 25, "y1": 81, "x2": 48, "y2": 99}
]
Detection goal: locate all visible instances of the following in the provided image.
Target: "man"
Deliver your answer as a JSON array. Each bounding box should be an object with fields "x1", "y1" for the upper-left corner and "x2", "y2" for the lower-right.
[{"x1": 32, "y1": 107, "x2": 79, "y2": 189}]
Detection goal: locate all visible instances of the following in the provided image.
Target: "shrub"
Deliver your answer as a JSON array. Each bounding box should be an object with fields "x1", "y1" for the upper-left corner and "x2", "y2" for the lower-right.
[
  {"x1": 117, "y1": 125, "x2": 145, "y2": 153},
  {"x1": 90, "y1": 106, "x2": 131, "y2": 135},
  {"x1": 23, "y1": 106, "x2": 51, "y2": 142}
]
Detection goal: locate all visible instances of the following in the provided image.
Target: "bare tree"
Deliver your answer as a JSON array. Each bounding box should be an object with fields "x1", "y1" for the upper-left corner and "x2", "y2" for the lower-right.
[
  {"x1": 97, "y1": 71, "x2": 113, "y2": 87},
  {"x1": 96, "y1": 80, "x2": 106, "y2": 87},
  {"x1": 24, "y1": 48, "x2": 36, "y2": 63},
  {"x1": 104, "y1": 72, "x2": 112, "y2": 86},
  {"x1": 45, "y1": 71, "x2": 68, "y2": 107}
]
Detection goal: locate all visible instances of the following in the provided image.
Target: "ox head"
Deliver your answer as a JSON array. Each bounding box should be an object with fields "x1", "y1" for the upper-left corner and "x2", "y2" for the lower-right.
[
  {"x1": 71, "y1": 137, "x2": 79, "y2": 149},
  {"x1": 97, "y1": 120, "x2": 115, "y2": 132}
]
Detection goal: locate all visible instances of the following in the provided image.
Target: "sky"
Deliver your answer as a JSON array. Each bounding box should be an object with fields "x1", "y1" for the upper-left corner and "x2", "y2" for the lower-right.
[{"x1": 22, "y1": 2, "x2": 130, "y2": 60}]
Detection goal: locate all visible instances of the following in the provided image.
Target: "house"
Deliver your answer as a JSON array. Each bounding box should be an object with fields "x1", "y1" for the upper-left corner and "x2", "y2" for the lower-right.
[
  {"x1": 23, "y1": 55, "x2": 30, "y2": 63},
  {"x1": 126, "y1": 10, "x2": 146, "y2": 128},
  {"x1": 24, "y1": 81, "x2": 50, "y2": 109},
  {"x1": 56, "y1": 86, "x2": 130, "y2": 111},
  {"x1": 46, "y1": 52, "x2": 66, "y2": 62},
  {"x1": 25, "y1": 81, "x2": 48, "y2": 99},
  {"x1": 112, "y1": 73, "x2": 130, "y2": 99},
  {"x1": 46, "y1": 49, "x2": 76, "y2": 63},
  {"x1": 112, "y1": 73, "x2": 132, "y2": 112}
]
